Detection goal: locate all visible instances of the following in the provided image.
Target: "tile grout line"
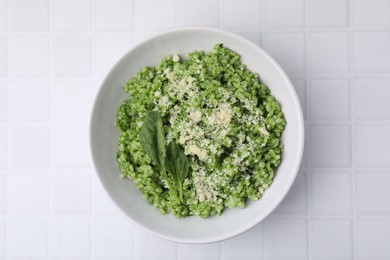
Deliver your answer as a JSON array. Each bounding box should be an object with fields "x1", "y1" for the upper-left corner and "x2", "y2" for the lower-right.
[
  {"x1": 90, "y1": 0, "x2": 97, "y2": 258},
  {"x1": 0, "y1": 26, "x2": 389, "y2": 36},
  {"x1": 303, "y1": 0, "x2": 313, "y2": 258},
  {"x1": 1, "y1": 27, "x2": 390, "y2": 37},
  {"x1": 3, "y1": 212, "x2": 390, "y2": 219},
  {"x1": 303, "y1": 120, "x2": 390, "y2": 125},
  {"x1": 48, "y1": 0, "x2": 54, "y2": 257},
  {"x1": 349, "y1": 0, "x2": 358, "y2": 259},
  {"x1": 173, "y1": 0, "x2": 178, "y2": 30},
  {"x1": 175, "y1": 0, "x2": 180, "y2": 32},
  {"x1": 293, "y1": 73, "x2": 390, "y2": 78},
  {"x1": 4, "y1": 0, "x2": 11, "y2": 257},
  {"x1": 5, "y1": 0, "x2": 13, "y2": 257},
  {"x1": 133, "y1": 0, "x2": 140, "y2": 44},
  {"x1": 264, "y1": 218, "x2": 269, "y2": 260},
  {"x1": 0, "y1": 122, "x2": 89, "y2": 127},
  {"x1": 218, "y1": 0, "x2": 224, "y2": 29},
  {"x1": 261, "y1": 0, "x2": 266, "y2": 48}
]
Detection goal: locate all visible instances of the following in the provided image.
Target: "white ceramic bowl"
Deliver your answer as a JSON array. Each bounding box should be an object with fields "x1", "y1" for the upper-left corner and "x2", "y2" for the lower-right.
[{"x1": 90, "y1": 27, "x2": 304, "y2": 244}]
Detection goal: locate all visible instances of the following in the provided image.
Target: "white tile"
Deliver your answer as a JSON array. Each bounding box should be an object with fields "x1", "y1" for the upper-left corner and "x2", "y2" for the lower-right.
[
  {"x1": 221, "y1": 222, "x2": 264, "y2": 260},
  {"x1": 138, "y1": 0, "x2": 175, "y2": 30},
  {"x1": 8, "y1": 172, "x2": 49, "y2": 214},
  {"x1": 266, "y1": 0, "x2": 304, "y2": 28},
  {"x1": 0, "y1": 0, "x2": 6, "y2": 31},
  {"x1": 357, "y1": 172, "x2": 390, "y2": 213},
  {"x1": 355, "y1": 31, "x2": 390, "y2": 73},
  {"x1": 0, "y1": 217, "x2": 5, "y2": 259},
  {"x1": 291, "y1": 78, "x2": 306, "y2": 119},
  {"x1": 310, "y1": 79, "x2": 350, "y2": 120},
  {"x1": 178, "y1": 243, "x2": 220, "y2": 260},
  {"x1": 273, "y1": 171, "x2": 307, "y2": 215},
  {"x1": 311, "y1": 125, "x2": 351, "y2": 168},
  {"x1": 93, "y1": 216, "x2": 134, "y2": 259},
  {"x1": 94, "y1": 35, "x2": 133, "y2": 77},
  {"x1": 135, "y1": 31, "x2": 160, "y2": 44},
  {"x1": 51, "y1": 172, "x2": 91, "y2": 214},
  {"x1": 310, "y1": 32, "x2": 349, "y2": 74},
  {"x1": 0, "y1": 37, "x2": 7, "y2": 76},
  {"x1": 9, "y1": 126, "x2": 49, "y2": 169},
  {"x1": 301, "y1": 123, "x2": 309, "y2": 168},
  {"x1": 356, "y1": 125, "x2": 390, "y2": 167},
  {"x1": 53, "y1": 80, "x2": 91, "y2": 123},
  {"x1": 223, "y1": 0, "x2": 262, "y2": 29},
  {"x1": 12, "y1": 36, "x2": 49, "y2": 77},
  {"x1": 357, "y1": 220, "x2": 390, "y2": 259},
  {"x1": 0, "y1": 82, "x2": 6, "y2": 122},
  {"x1": 52, "y1": 125, "x2": 91, "y2": 168},
  {"x1": 355, "y1": 78, "x2": 390, "y2": 120},
  {"x1": 311, "y1": 171, "x2": 352, "y2": 214},
  {"x1": 53, "y1": 0, "x2": 91, "y2": 31},
  {"x1": 13, "y1": 0, "x2": 49, "y2": 31},
  {"x1": 309, "y1": 0, "x2": 349, "y2": 27},
  {"x1": 311, "y1": 219, "x2": 352, "y2": 260},
  {"x1": 8, "y1": 217, "x2": 48, "y2": 259},
  {"x1": 54, "y1": 36, "x2": 92, "y2": 77},
  {"x1": 10, "y1": 80, "x2": 49, "y2": 122},
  {"x1": 355, "y1": 0, "x2": 390, "y2": 27},
  {"x1": 266, "y1": 33, "x2": 305, "y2": 75},
  {"x1": 0, "y1": 175, "x2": 5, "y2": 214},
  {"x1": 97, "y1": 0, "x2": 134, "y2": 31},
  {"x1": 90, "y1": 78, "x2": 103, "y2": 100},
  {"x1": 0, "y1": 127, "x2": 5, "y2": 169},
  {"x1": 179, "y1": 0, "x2": 219, "y2": 27},
  {"x1": 93, "y1": 176, "x2": 118, "y2": 215},
  {"x1": 267, "y1": 219, "x2": 307, "y2": 259},
  {"x1": 134, "y1": 227, "x2": 176, "y2": 260},
  {"x1": 51, "y1": 217, "x2": 91, "y2": 260}
]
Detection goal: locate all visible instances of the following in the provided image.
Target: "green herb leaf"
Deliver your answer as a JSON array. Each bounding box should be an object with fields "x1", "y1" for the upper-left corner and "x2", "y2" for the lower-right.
[
  {"x1": 139, "y1": 111, "x2": 166, "y2": 168},
  {"x1": 165, "y1": 141, "x2": 189, "y2": 202},
  {"x1": 140, "y1": 111, "x2": 189, "y2": 203}
]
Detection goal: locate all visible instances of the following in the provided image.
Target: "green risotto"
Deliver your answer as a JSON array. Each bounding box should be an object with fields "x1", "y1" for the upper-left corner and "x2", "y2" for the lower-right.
[{"x1": 115, "y1": 44, "x2": 286, "y2": 218}]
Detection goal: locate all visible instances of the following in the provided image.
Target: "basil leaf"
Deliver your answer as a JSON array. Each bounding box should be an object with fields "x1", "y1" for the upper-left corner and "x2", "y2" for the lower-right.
[
  {"x1": 139, "y1": 111, "x2": 166, "y2": 167},
  {"x1": 165, "y1": 141, "x2": 189, "y2": 186}
]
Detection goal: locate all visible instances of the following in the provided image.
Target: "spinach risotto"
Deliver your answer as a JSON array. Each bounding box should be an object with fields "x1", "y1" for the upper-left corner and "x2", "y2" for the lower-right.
[{"x1": 115, "y1": 44, "x2": 286, "y2": 218}]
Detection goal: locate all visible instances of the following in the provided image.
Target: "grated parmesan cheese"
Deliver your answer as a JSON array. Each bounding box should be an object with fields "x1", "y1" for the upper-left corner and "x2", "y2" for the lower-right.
[
  {"x1": 187, "y1": 76, "x2": 195, "y2": 84},
  {"x1": 187, "y1": 144, "x2": 206, "y2": 160},
  {"x1": 179, "y1": 135, "x2": 189, "y2": 145},
  {"x1": 172, "y1": 54, "x2": 180, "y2": 62},
  {"x1": 209, "y1": 103, "x2": 232, "y2": 126},
  {"x1": 192, "y1": 168, "x2": 219, "y2": 202},
  {"x1": 189, "y1": 110, "x2": 202, "y2": 123},
  {"x1": 259, "y1": 126, "x2": 269, "y2": 135}
]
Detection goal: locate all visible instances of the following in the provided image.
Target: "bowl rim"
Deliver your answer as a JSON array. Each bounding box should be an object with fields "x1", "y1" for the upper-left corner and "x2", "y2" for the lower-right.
[{"x1": 89, "y1": 27, "x2": 305, "y2": 244}]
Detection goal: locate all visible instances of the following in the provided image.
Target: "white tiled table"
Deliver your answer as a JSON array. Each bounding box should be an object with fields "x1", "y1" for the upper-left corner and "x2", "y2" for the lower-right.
[{"x1": 1, "y1": 0, "x2": 390, "y2": 259}]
